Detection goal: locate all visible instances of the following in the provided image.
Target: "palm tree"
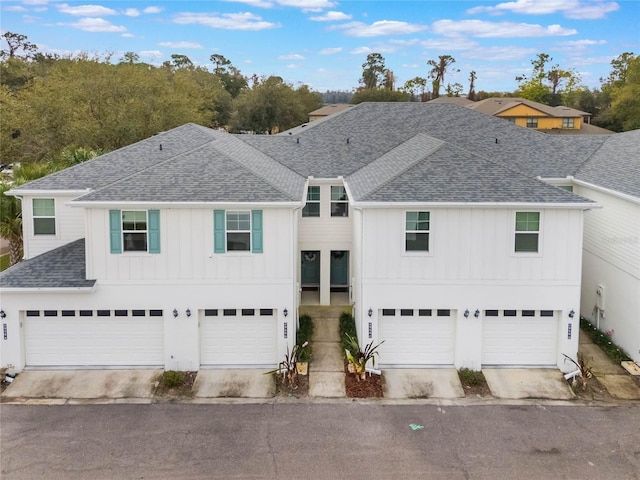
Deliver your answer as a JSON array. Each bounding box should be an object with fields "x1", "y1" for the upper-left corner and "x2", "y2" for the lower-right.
[
  {"x1": 0, "y1": 182, "x2": 23, "y2": 266},
  {"x1": 427, "y1": 55, "x2": 457, "y2": 99}
]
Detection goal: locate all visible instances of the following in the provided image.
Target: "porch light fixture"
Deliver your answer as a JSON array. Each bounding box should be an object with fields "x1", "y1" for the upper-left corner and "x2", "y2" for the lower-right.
[
  {"x1": 474, "y1": 309, "x2": 480, "y2": 318},
  {"x1": 186, "y1": 308, "x2": 191, "y2": 318},
  {"x1": 368, "y1": 308, "x2": 373, "y2": 317},
  {"x1": 0, "y1": 310, "x2": 5, "y2": 319},
  {"x1": 283, "y1": 308, "x2": 288, "y2": 318},
  {"x1": 464, "y1": 309, "x2": 470, "y2": 318},
  {"x1": 173, "y1": 308, "x2": 178, "y2": 318},
  {"x1": 568, "y1": 309, "x2": 575, "y2": 318}
]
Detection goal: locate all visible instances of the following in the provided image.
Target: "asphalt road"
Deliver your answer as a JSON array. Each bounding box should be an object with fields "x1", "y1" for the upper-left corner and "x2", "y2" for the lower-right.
[{"x1": 1, "y1": 402, "x2": 639, "y2": 480}]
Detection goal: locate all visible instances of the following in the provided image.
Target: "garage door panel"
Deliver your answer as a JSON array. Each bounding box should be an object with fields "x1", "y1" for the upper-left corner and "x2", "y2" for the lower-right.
[
  {"x1": 378, "y1": 315, "x2": 455, "y2": 366},
  {"x1": 24, "y1": 316, "x2": 164, "y2": 367},
  {"x1": 201, "y1": 314, "x2": 277, "y2": 366},
  {"x1": 482, "y1": 315, "x2": 557, "y2": 366}
]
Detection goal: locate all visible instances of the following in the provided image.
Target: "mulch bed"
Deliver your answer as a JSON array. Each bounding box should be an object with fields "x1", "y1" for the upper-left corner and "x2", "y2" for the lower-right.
[
  {"x1": 154, "y1": 371, "x2": 197, "y2": 397},
  {"x1": 461, "y1": 381, "x2": 492, "y2": 398},
  {"x1": 344, "y1": 363, "x2": 384, "y2": 398},
  {"x1": 274, "y1": 371, "x2": 309, "y2": 398}
]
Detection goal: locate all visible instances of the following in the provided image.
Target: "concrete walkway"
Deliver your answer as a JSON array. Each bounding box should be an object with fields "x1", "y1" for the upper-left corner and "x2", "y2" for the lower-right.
[
  {"x1": 302, "y1": 306, "x2": 347, "y2": 398},
  {"x1": 579, "y1": 328, "x2": 640, "y2": 400}
]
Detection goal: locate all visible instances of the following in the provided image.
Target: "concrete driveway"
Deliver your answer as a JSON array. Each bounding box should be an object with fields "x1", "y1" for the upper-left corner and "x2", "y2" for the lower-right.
[{"x1": 483, "y1": 368, "x2": 575, "y2": 400}]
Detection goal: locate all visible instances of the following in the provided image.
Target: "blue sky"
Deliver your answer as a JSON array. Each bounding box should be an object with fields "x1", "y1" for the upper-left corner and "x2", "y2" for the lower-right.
[{"x1": 2, "y1": 0, "x2": 638, "y2": 93}]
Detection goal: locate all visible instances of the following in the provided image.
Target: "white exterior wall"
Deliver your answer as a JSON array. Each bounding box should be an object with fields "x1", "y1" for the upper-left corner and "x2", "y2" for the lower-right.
[
  {"x1": 576, "y1": 184, "x2": 640, "y2": 362},
  {"x1": 1, "y1": 205, "x2": 298, "y2": 371},
  {"x1": 298, "y1": 181, "x2": 353, "y2": 305},
  {"x1": 21, "y1": 194, "x2": 85, "y2": 259},
  {"x1": 358, "y1": 206, "x2": 585, "y2": 371}
]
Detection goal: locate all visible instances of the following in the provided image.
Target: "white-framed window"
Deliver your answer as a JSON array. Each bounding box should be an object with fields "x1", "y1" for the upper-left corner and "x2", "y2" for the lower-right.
[
  {"x1": 526, "y1": 117, "x2": 538, "y2": 128},
  {"x1": 514, "y1": 211, "x2": 540, "y2": 253},
  {"x1": 562, "y1": 118, "x2": 575, "y2": 128},
  {"x1": 33, "y1": 198, "x2": 56, "y2": 235},
  {"x1": 331, "y1": 186, "x2": 348, "y2": 217},
  {"x1": 303, "y1": 186, "x2": 320, "y2": 217},
  {"x1": 405, "y1": 211, "x2": 430, "y2": 252},
  {"x1": 226, "y1": 211, "x2": 251, "y2": 251},
  {"x1": 122, "y1": 210, "x2": 148, "y2": 252}
]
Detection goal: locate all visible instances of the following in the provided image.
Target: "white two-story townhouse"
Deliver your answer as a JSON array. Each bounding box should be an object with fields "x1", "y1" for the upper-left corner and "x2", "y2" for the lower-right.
[{"x1": 2, "y1": 102, "x2": 636, "y2": 372}]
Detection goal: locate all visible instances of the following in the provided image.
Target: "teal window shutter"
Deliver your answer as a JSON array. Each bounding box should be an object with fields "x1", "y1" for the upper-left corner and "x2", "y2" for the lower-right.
[
  {"x1": 109, "y1": 210, "x2": 122, "y2": 254},
  {"x1": 214, "y1": 210, "x2": 225, "y2": 253},
  {"x1": 251, "y1": 210, "x2": 263, "y2": 253},
  {"x1": 148, "y1": 210, "x2": 160, "y2": 254}
]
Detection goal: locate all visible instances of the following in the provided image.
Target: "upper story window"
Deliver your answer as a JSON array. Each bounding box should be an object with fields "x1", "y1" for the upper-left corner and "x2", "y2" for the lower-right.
[
  {"x1": 331, "y1": 186, "x2": 348, "y2": 217},
  {"x1": 405, "y1": 211, "x2": 430, "y2": 251},
  {"x1": 515, "y1": 212, "x2": 540, "y2": 253},
  {"x1": 226, "y1": 211, "x2": 251, "y2": 251},
  {"x1": 109, "y1": 209, "x2": 160, "y2": 254},
  {"x1": 214, "y1": 210, "x2": 263, "y2": 254},
  {"x1": 302, "y1": 186, "x2": 320, "y2": 217},
  {"x1": 526, "y1": 118, "x2": 538, "y2": 128},
  {"x1": 33, "y1": 198, "x2": 55, "y2": 235},
  {"x1": 122, "y1": 211, "x2": 148, "y2": 252},
  {"x1": 562, "y1": 118, "x2": 575, "y2": 128}
]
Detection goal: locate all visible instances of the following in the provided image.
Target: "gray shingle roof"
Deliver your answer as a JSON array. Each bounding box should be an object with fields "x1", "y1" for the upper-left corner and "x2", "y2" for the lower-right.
[
  {"x1": 576, "y1": 129, "x2": 640, "y2": 198},
  {"x1": 0, "y1": 239, "x2": 95, "y2": 289}
]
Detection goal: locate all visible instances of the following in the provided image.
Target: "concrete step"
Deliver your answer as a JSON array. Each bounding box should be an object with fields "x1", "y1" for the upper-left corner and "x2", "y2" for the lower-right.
[
  {"x1": 299, "y1": 306, "x2": 351, "y2": 319},
  {"x1": 311, "y1": 342, "x2": 345, "y2": 372},
  {"x1": 311, "y1": 318, "x2": 340, "y2": 343},
  {"x1": 308, "y1": 371, "x2": 346, "y2": 398}
]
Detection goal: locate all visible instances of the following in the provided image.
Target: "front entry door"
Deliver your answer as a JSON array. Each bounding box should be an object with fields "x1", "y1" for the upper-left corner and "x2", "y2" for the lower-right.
[
  {"x1": 330, "y1": 250, "x2": 349, "y2": 288},
  {"x1": 301, "y1": 251, "x2": 320, "y2": 288}
]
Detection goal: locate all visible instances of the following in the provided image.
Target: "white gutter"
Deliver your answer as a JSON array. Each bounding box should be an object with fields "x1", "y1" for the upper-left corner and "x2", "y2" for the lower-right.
[
  {"x1": 351, "y1": 201, "x2": 601, "y2": 210},
  {"x1": 70, "y1": 200, "x2": 303, "y2": 208},
  {"x1": 0, "y1": 286, "x2": 96, "y2": 293},
  {"x1": 5, "y1": 189, "x2": 90, "y2": 197},
  {"x1": 572, "y1": 179, "x2": 640, "y2": 205}
]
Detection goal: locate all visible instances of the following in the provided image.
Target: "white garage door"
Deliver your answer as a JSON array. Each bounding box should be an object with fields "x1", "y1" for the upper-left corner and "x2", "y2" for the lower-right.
[
  {"x1": 200, "y1": 309, "x2": 278, "y2": 366},
  {"x1": 24, "y1": 309, "x2": 164, "y2": 367},
  {"x1": 378, "y1": 309, "x2": 455, "y2": 366},
  {"x1": 482, "y1": 310, "x2": 558, "y2": 366}
]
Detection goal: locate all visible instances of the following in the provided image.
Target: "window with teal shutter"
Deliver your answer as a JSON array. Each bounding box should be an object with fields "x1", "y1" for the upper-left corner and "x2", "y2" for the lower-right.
[
  {"x1": 251, "y1": 210, "x2": 263, "y2": 253},
  {"x1": 214, "y1": 210, "x2": 225, "y2": 253},
  {"x1": 148, "y1": 210, "x2": 160, "y2": 254},
  {"x1": 109, "y1": 210, "x2": 122, "y2": 253}
]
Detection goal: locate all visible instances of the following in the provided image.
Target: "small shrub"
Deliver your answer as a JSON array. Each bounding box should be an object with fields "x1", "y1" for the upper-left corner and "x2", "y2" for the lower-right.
[
  {"x1": 297, "y1": 314, "x2": 313, "y2": 362},
  {"x1": 458, "y1": 368, "x2": 486, "y2": 386},
  {"x1": 162, "y1": 370, "x2": 184, "y2": 388},
  {"x1": 339, "y1": 311, "x2": 357, "y2": 353}
]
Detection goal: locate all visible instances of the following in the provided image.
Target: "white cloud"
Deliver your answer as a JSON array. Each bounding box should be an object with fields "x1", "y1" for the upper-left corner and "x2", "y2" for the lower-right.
[
  {"x1": 432, "y1": 19, "x2": 577, "y2": 38},
  {"x1": 278, "y1": 53, "x2": 305, "y2": 60},
  {"x1": 121, "y1": 33, "x2": 135, "y2": 38},
  {"x1": 309, "y1": 10, "x2": 351, "y2": 21},
  {"x1": 139, "y1": 50, "x2": 162, "y2": 57},
  {"x1": 68, "y1": 17, "x2": 126, "y2": 32},
  {"x1": 23, "y1": 0, "x2": 49, "y2": 4},
  {"x1": 57, "y1": 3, "x2": 117, "y2": 16},
  {"x1": 5, "y1": 6, "x2": 28, "y2": 12},
  {"x1": 350, "y1": 46, "x2": 373, "y2": 55},
  {"x1": 420, "y1": 37, "x2": 478, "y2": 51},
  {"x1": 143, "y1": 6, "x2": 163, "y2": 14},
  {"x1": 124, "y1": 8, "x2": 140, "y2": 17},
  {"x1": 224, "y1": 0, "x2": 275, "y2": 7},
  {"x1": 225, "y1": 0, "x2": 336, "y2": 8},
  {"x1": 466, "y1": 45, "x2": 538, "y2": 61},
  {"x1": 319, "y1": 47, "x2": 342, "y2": 54},
  {"x1": 559, "y1": 39, "x2": 607, "y2": 46},
  {"x1": 158, "y1": 41, "x2": 203, "y2": 49},
  {"x1": 173, "y1": 12, "x2": 279, "y2": 30},
  {"x1": 332, "y1": 20, "x2": 427, "y2": 37},
  {"x1": 467, "y1": 0, "x2": 619, "y2": 19}
]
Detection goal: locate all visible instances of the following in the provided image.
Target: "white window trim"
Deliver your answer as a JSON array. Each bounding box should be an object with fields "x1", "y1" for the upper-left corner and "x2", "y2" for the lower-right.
[
  {"x1": 512, "y1": 210, "x2": 543, "y2": 257},
  {"x1": 122, "y1": 210, "x2": 148, "y2": 253},
  {"x1": 32, "y1": 198, "x2": 57, "y2": 237},
  {"x1": 402, "y1": 210, "x2": 432, "y2": 256},
  {"x1": 330, "y1": 185, "x2": 349, "y2": 218},
  {"x1": 302, "y1": 186, "x2": 321, "y2": 218},
  {"x1": 226, "y1": 210, "x2": 252, "y2": 253}
]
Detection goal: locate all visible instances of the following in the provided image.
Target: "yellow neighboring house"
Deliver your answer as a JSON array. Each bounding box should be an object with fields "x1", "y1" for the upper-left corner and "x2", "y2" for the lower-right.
[{"x1": 468, "y1": 97, "x2": 612, "y2": 134}]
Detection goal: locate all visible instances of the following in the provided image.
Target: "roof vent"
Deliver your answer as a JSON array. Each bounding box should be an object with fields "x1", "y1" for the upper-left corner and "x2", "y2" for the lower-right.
[
  {"x1": 296, "y1": 138, "x2": 299, "y2": 144},
  {"x1": 159, "y1": 144, "x2": 163, "y2": 151},
  {"x1": 495, "y1": 138, "x2": 498, "y2": 144},
  {"x1": 347, "y1": 138, "x2": 350, "y2": 144}
]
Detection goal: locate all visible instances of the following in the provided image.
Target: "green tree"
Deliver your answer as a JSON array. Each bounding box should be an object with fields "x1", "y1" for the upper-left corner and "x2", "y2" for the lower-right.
[
  {"x1": 0, "y1": 32, "x2": 37, "y2": 60},
  {"x1": 402, "y1": 76, "x2": 428, "y2": 102},
  {"x1": 210, "y1": 54, "x2": 247, "y2": 98},
  {"x1": 594, "y1": 53, "x2": 638, "y2": 131},
  {"x1": 350, "y1": 88, "x2": 409, "y2": 104},
  {"x1": 360, "y1": 53, "x2": 386, "y2": 90},
  {"x1": 171, "y1": 54, "x2": 194, "y2": 70},
  {"x1": 516, "y1": 53, "x2": 581, "y2": 105},
  {"x1": 427, "y1": 55, "x2": 457, "y2": 98},
  {"x1": 467, "y1": 71, "x2": 477, "y2": 101}
]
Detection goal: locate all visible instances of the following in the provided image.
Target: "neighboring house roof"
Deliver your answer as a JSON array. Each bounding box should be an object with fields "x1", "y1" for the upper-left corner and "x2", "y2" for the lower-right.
[
  {"x1": 308, "y1": 104, "x2": 353, "y2": 118},
  {"x1": 427, "y1": 96, "x2": 475, "y2": 105},
  {"x1": 469, "y1": 97, "x2": 589, "y2": 118},
  {"x1": 576, "y1": 129, "x2": 640, "y2": 199},
  {"x1": 0, "y1": 239, "x2": 95, "y2": 289}
]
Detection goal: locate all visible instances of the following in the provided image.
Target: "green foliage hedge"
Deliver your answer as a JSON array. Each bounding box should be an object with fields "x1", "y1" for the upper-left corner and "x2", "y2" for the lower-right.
[{"x1": 580, "y1": 317, "x2": 631, "y2": 364}]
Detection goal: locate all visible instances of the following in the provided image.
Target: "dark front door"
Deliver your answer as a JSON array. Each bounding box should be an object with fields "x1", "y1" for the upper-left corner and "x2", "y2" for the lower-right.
[
  {"x1": 301, "y1": 251, "x2": 320, "y2": 288},
  {"x1": 330, "y1": 250, "x2": 349, "y2": 288}
]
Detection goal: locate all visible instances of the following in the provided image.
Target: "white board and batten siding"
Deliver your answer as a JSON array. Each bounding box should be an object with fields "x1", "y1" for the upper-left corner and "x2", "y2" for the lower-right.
[
  {"x1": 577, "y1": 185, "x2": 640, "y2": 363},
  {"x1": 85, "y1": 207, "x2": 295, "y2": 282},
  {"x1": 22, "y1": 194, "x2": 85, "y2": 259}
]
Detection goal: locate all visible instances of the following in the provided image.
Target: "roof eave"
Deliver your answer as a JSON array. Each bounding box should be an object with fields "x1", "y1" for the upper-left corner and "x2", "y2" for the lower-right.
[{"x1": 352, "y1": 201, "x2": 601, "y2": 209}]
